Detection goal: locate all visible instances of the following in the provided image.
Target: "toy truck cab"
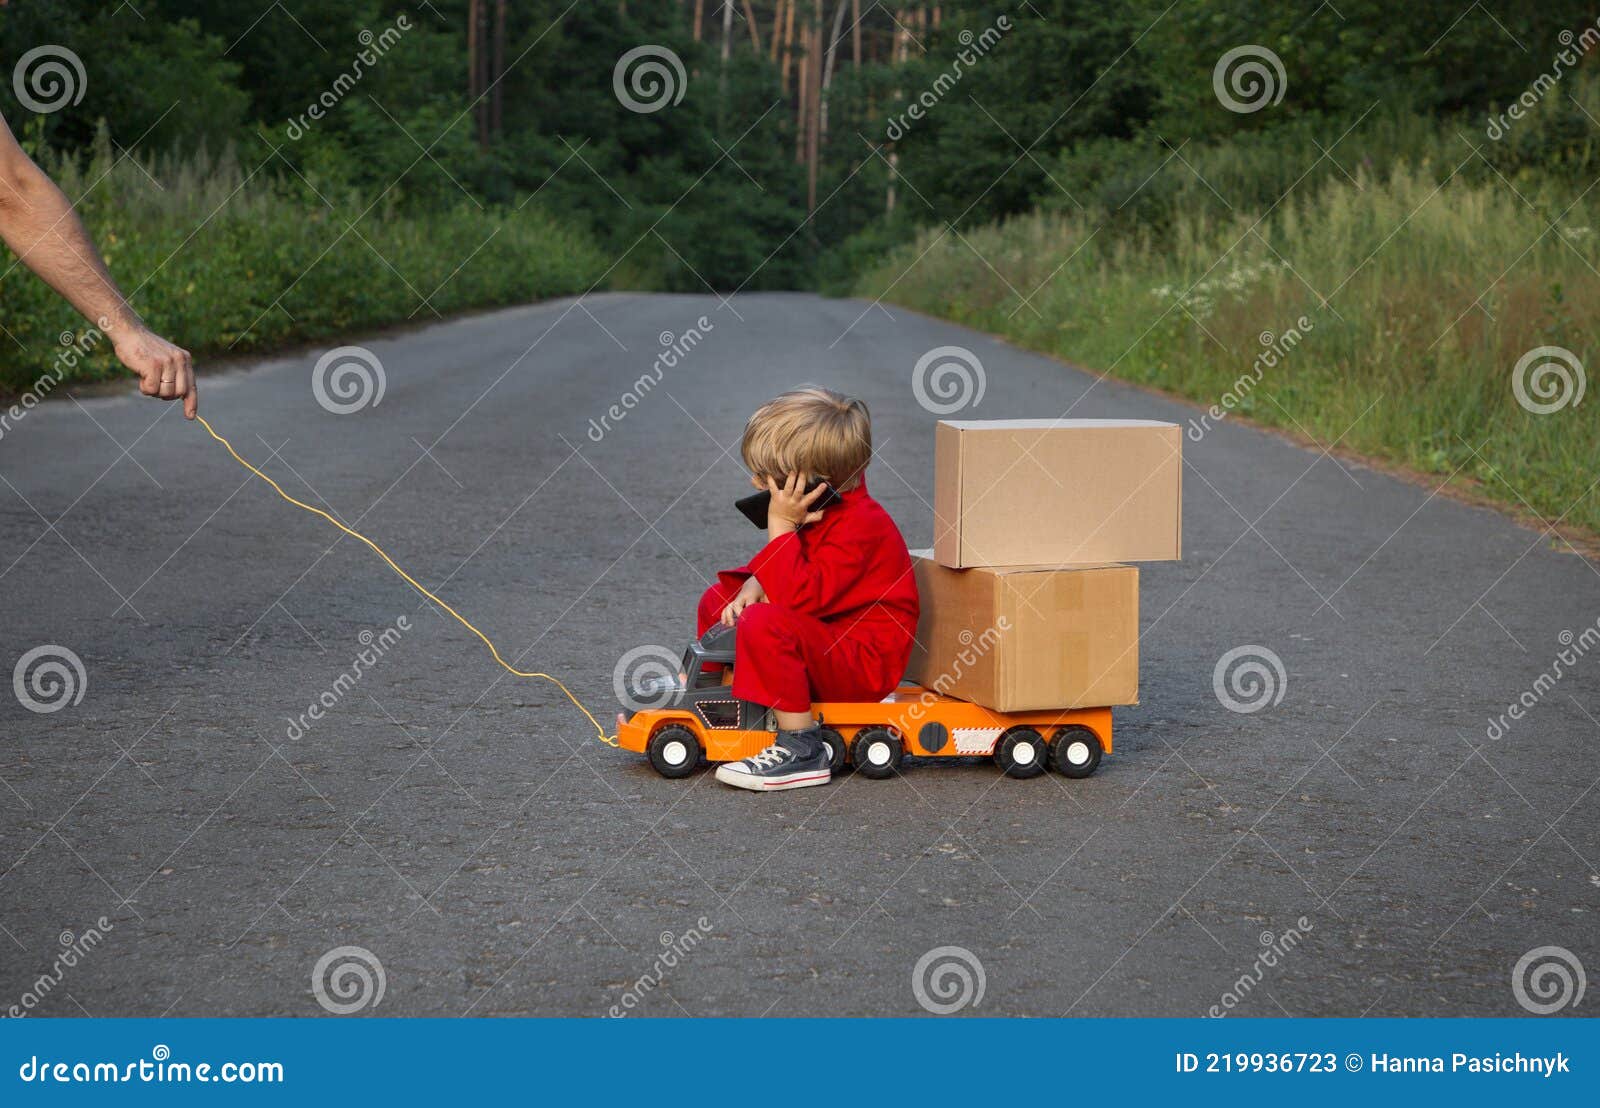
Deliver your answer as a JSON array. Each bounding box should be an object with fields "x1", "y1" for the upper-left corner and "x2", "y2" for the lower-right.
[{"x1": 616, "y1": 626, "x2": 1112, "y2": 781}]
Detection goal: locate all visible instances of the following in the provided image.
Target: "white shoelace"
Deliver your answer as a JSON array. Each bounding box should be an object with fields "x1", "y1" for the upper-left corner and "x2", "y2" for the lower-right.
[{"x1": 746, "y1": 743, "x2": 792, "y2": 770}]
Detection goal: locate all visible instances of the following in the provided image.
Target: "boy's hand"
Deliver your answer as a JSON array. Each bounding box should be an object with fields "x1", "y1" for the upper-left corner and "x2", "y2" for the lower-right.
[
  {"x1": 720, "y1": 576, "x2": 766, "y2": 626},
  {"x1": 766, "y1": 473, "x2": 828, "y2": 538}
]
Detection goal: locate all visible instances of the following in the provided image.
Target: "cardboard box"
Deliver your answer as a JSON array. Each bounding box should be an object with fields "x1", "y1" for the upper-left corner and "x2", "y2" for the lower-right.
[
  {"x1": 908, "y1": 553, "x2": 1139, "y2": 711},
  {"x1": 933, "y1": 419, "x2": 1182, "y2": 568}
]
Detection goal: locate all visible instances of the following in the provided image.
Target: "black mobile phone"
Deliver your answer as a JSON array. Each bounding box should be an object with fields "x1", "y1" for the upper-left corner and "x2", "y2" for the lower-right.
[{"x1": 735, "y1": 478, "x2": 842, "y2": 529}]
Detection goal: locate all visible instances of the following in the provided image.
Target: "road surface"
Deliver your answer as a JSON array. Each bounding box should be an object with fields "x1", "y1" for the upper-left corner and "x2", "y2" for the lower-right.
[{"x1": 2, "y1": 293, "x2": 1595, "y2": 1017}]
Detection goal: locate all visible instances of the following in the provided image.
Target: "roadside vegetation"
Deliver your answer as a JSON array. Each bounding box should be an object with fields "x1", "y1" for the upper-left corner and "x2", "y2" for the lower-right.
[
  {"x1": 0, "y1": 130, "x2": 607, "y2": 393},
  {"x1": 855, "y1": 83, "x2": 1600, "y2": 535}
]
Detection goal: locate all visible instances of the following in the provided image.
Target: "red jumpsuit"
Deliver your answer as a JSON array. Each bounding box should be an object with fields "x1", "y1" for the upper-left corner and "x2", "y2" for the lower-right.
[{"x1": 696, "y1": 482, "x2": 919, "y2": 713}]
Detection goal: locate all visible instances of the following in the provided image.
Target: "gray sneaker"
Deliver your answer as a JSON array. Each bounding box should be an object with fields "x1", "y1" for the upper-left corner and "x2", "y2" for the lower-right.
[{"x1": 714, "y1": 728, "x2": 832, "y2": 792}]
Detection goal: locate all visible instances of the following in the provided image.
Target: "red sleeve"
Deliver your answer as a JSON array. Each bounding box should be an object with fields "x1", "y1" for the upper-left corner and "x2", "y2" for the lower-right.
[
  {"x1": 747, "y1": 528, "x2": 870, "y2": 617},
  {"x1": 716, "y1": 565, "x2": 754, "y2": 593}
]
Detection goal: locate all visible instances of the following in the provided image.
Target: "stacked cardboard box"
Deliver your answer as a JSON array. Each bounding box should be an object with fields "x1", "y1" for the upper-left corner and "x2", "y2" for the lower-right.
[{"x1": 908, "y1": 419, "x2": 1181, "y2": 712}]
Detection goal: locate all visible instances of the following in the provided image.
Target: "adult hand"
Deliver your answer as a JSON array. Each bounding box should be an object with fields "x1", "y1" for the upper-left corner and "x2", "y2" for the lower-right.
[
  {"x1": 114, "y1": 326, "x2": 196, "y2": 419},
  {"x1": 766, "y1": 473, "x2": 828, "y2": 537}
]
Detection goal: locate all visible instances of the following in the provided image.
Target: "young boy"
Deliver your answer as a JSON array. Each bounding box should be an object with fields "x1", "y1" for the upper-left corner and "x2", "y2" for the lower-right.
[{"x1": 696, "y1": 386, "x2": 919, "y2": 792}]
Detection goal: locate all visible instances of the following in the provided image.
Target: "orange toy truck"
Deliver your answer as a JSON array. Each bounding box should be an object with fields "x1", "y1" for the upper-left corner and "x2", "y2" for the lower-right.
[{"x1": 616, "y1": 626, "x2": 1111, "y2": 780}]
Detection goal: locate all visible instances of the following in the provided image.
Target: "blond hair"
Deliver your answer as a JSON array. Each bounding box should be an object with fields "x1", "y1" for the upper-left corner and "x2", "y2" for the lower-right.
[{"x1": 740, "y1": 386, "x2": 872, "y2": 490}]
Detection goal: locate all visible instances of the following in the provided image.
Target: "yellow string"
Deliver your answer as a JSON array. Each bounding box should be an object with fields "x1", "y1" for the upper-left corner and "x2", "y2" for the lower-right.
[{"x1": 197, "y1": 415, "x2": 618, "y2": 747}]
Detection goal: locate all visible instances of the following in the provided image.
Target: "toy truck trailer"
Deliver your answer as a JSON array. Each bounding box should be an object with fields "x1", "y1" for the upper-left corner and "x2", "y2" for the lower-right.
[{"x1": 616, "y1": 626, "x2": 1111, "y2": 781}]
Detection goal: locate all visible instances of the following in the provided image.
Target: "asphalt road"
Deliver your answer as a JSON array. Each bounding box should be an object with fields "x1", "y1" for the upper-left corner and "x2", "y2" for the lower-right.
[{"x1": 2, "y1": 292, "x2": 1595, "y2": 1018}]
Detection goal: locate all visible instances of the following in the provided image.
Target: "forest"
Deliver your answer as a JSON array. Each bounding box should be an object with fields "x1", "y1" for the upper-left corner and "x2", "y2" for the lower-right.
[{"x1": 1, "y1": 1, "x2": 1596, "y2": 527}]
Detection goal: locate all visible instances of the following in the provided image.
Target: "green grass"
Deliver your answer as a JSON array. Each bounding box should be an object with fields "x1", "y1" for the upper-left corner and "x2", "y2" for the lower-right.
[
  {"x1": 855, "y1": 110, "x2": 1600, "y2": 537},
  {"x1": 0, "y1": 132, "x2": 609, "y2": 394}
]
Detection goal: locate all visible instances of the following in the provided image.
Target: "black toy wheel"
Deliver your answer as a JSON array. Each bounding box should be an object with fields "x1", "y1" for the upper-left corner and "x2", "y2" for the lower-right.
[
  {"x1": 995, "y1": 727, "x2": 1048, "y2": 778},
  {"x1": 817, "y1": 727, "x2": 847, "y2": 774},
  {"x1": 851, "y1": 728, "x2": 903, "y2": 779},
  {"x1": 647, "y1": 724, "x2": 702, "y2": 779},
  {"x1": 1051, "y1": 725, "x2": 1103, "y2": 779}
]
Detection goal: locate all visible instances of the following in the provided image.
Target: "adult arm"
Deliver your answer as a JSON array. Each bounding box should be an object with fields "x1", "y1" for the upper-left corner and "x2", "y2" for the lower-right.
[{"x1": 0, "y1": 111, "x2": 195, "y2": 417}]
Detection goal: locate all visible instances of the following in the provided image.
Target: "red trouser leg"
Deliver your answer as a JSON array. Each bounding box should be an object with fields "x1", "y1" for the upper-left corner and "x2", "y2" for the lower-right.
[{"x1": 729, "y1": 603, "x2": 882, "y2": 713}]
